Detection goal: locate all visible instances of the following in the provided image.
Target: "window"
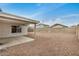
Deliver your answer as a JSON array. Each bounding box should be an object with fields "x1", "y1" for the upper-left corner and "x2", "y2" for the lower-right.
[{"x1": 12, "y1": 26, "x2": 22, "y2": 33}]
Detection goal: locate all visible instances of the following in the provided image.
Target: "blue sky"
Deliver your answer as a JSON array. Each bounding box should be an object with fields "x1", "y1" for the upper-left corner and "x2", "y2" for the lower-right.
[{"x1": 0, "y1": 3, "x2": 79, "y2": 26}]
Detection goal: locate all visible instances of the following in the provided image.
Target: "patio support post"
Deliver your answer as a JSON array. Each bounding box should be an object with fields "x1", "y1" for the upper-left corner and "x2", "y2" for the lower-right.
[
  {"x1": 34, "y1": 24, "x2": 36, "y2": 39},
  {"x1": 75, "y1": 25, "x2": 78, "y2": 40}
]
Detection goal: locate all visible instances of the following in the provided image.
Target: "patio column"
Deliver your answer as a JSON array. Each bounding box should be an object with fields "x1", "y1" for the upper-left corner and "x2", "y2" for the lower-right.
[
  {"x1": 34, "y1": 24, "x2": 36, "y2": 38},
  {"x1": 75, "y1": 25, "x2": 78, "y2": 40}
]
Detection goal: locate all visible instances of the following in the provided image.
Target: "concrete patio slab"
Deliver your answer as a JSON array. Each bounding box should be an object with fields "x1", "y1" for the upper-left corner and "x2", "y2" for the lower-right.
[{"x1": 0, "y1": 36, "x2": 34, "y2": 50}]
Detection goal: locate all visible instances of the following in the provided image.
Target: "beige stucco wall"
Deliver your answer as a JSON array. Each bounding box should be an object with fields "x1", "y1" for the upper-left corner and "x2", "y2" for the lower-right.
[{"x1": 0, "y1": 22, "x2": 28, "y2": 38}]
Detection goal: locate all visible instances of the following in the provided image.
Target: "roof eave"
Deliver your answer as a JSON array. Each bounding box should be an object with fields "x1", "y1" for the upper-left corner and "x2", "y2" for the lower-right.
[{"x1": 0, "y1": 12, "x2": 40, "y2": 24}]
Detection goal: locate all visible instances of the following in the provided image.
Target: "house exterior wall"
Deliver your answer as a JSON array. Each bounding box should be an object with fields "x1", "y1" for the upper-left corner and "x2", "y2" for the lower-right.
[{"x1": 0, "y1": 22, "x2": 28, "y2": 38}]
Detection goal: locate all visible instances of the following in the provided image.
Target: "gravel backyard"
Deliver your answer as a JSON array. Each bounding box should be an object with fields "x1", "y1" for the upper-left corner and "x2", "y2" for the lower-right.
[{"x1": 0, "y1": 32, "x2": 79, "y2": 56}]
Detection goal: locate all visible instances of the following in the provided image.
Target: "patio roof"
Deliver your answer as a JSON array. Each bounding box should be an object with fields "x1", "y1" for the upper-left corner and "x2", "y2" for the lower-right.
[{"x1": 0, "y1": 12, "x2": 39, "y2": 24}]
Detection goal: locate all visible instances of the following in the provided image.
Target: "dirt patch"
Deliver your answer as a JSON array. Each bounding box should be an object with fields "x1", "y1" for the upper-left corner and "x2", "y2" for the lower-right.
[{"x1": 0, "y1": 32, "x2": 79, "y2": 56}]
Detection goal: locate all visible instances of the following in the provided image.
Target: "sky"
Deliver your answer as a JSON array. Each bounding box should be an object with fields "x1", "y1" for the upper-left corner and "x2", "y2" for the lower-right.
[{"x1": 0, "y1": 3, "x2": 79, "y2": 26}]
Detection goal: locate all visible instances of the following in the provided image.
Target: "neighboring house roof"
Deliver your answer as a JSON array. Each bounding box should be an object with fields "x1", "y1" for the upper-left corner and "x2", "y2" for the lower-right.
[
  {"x1": 71, "y1": 25, "x2": 76, "y2": 27},
  {"x1": 51, "y1": 23, "x2": 68, "y2": 28},
  {"x1": 0, "y1": 12, "x2": 39, "y2": 24},
  {"x1": 36, "y1": 23, "x2": 49, "y2": 28},
  {"x1": 37, "y1": 23, "x2": 49, "y2": 26}
]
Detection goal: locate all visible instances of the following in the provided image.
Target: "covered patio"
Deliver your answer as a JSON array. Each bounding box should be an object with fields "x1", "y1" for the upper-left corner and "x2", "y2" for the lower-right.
[
  {"x1": 0, "y1": 11, "x2": 39, "y2": 50},
  {"x1": 0, "y1": 36, "x2": 34, "y2": 50}
]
